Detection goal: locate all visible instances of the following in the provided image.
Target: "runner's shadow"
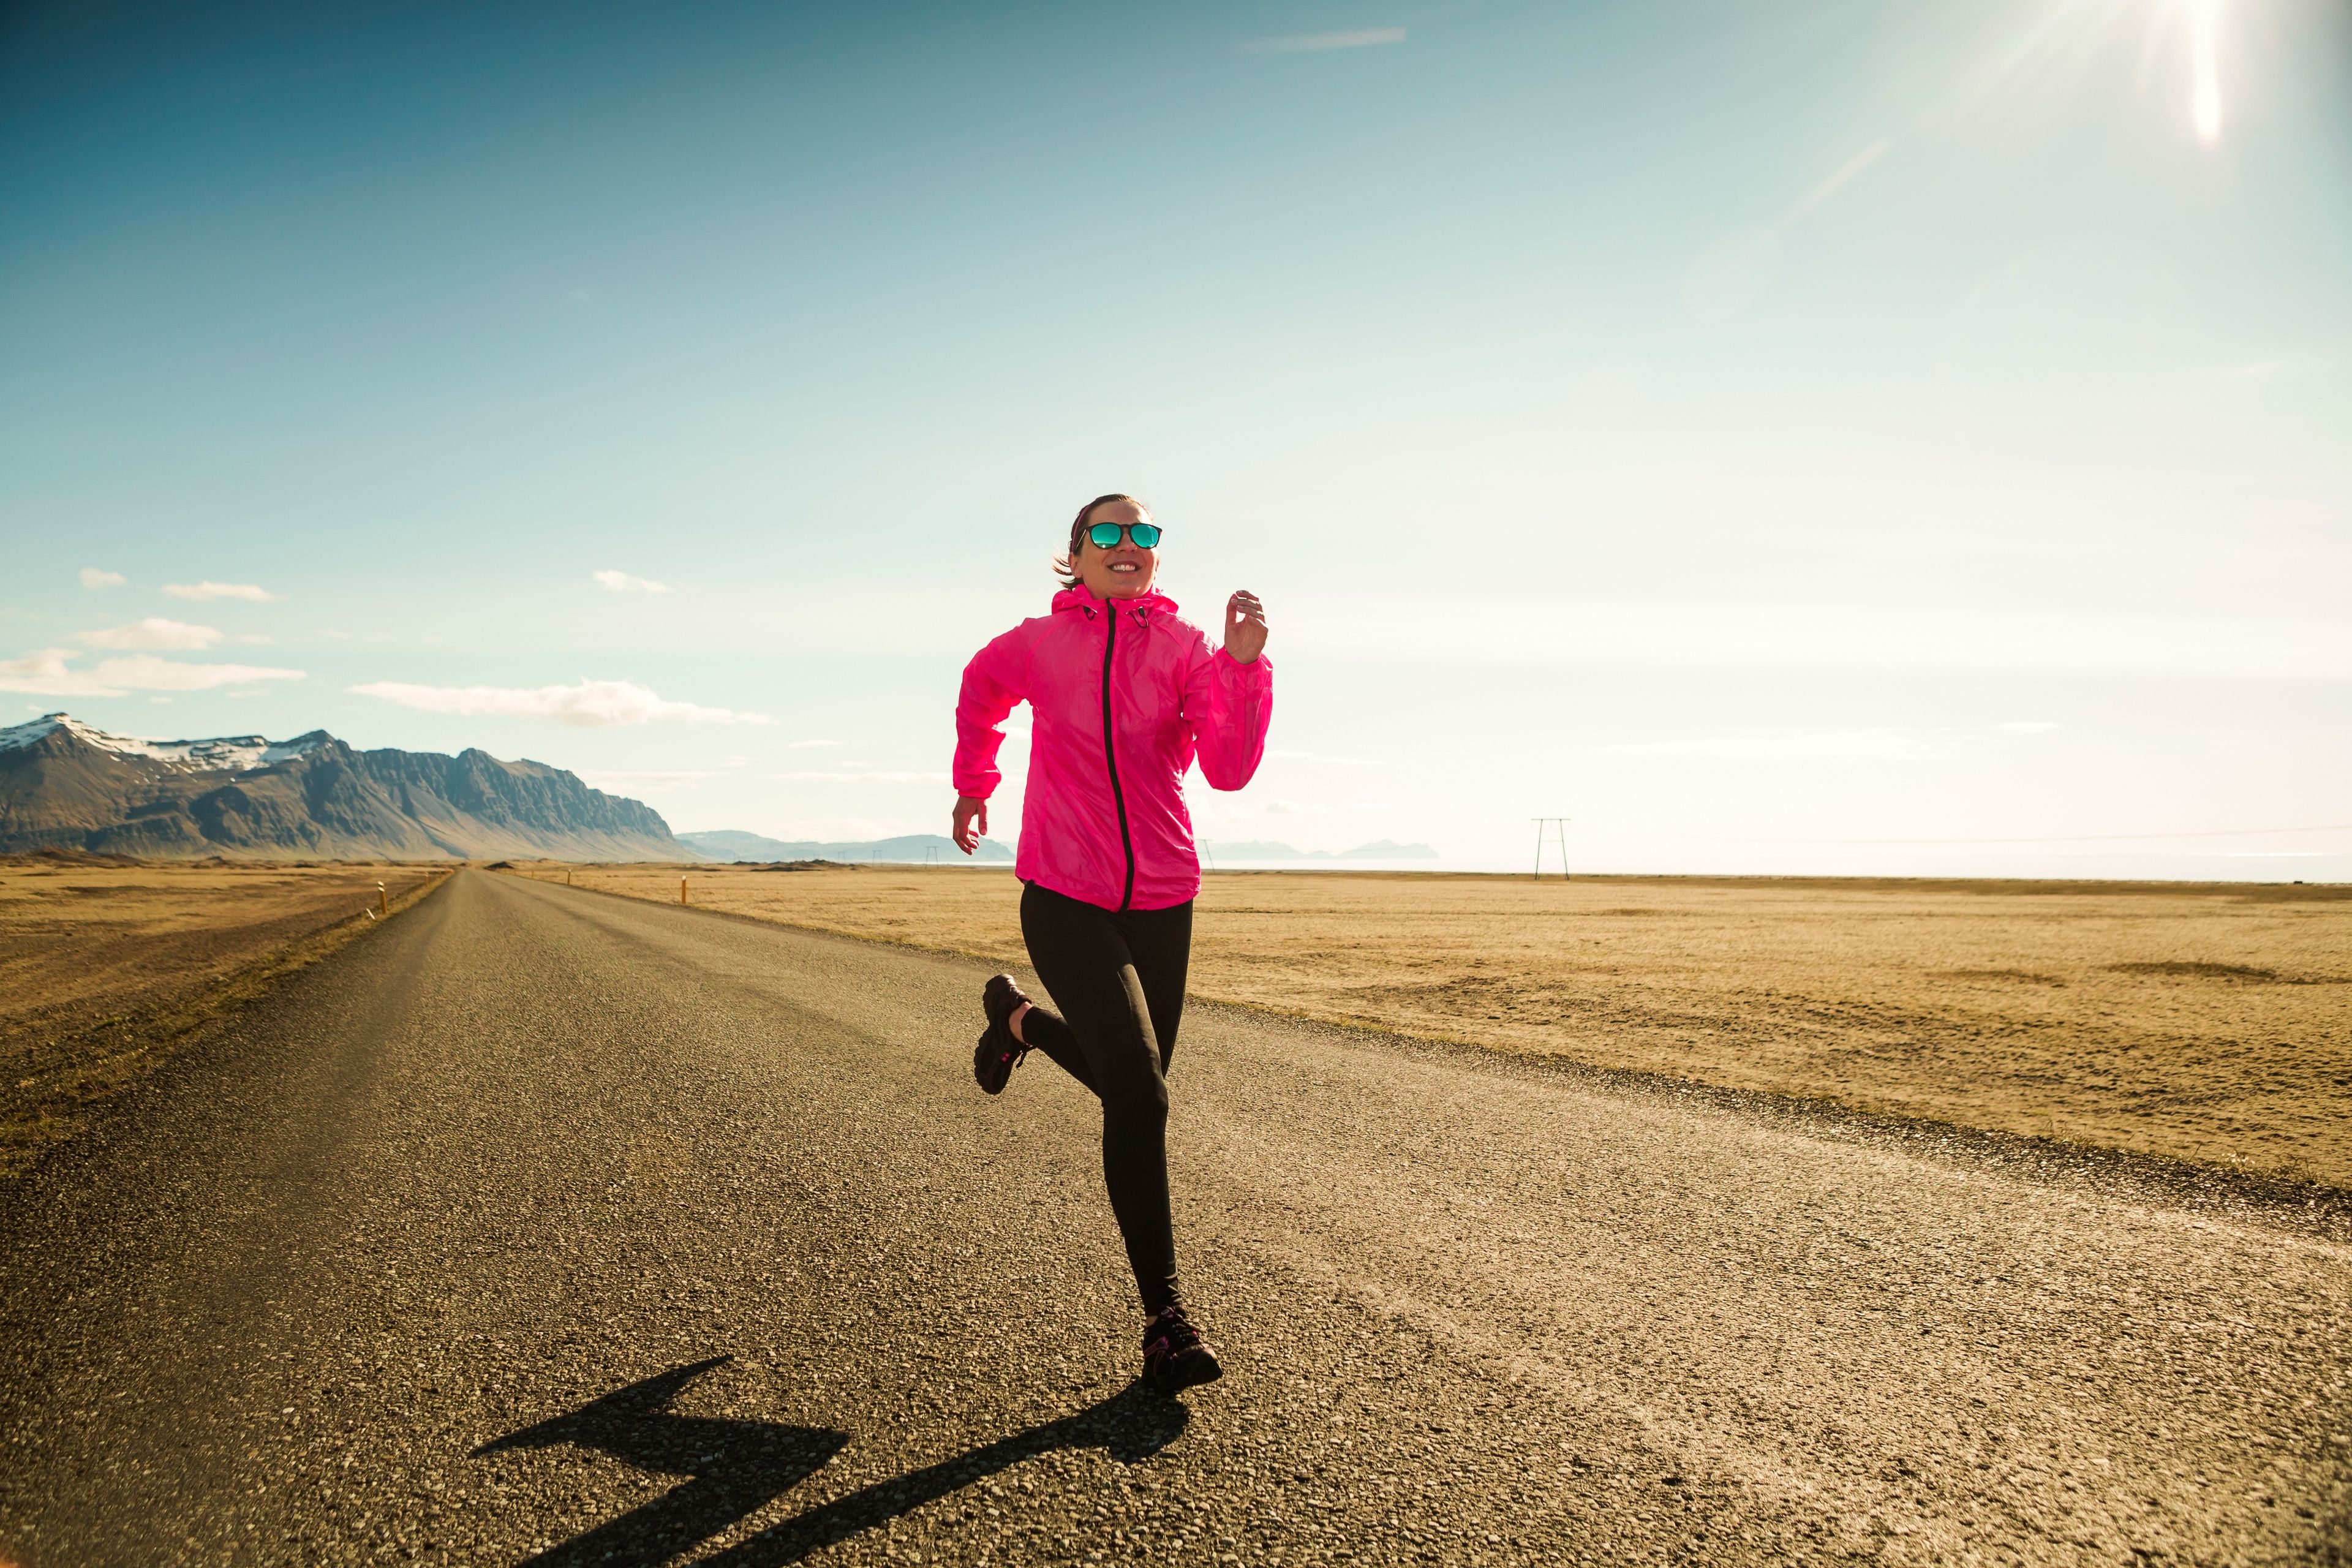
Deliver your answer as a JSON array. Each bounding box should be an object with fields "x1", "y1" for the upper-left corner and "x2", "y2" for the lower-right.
[
  {"x1": 703, "y1": 1376, "x2": 1188, "y2": 1565},
  {"x1": 475, "y1": 1357, "x2": 846, "y2": 1567},
  {"x1": 477, "y1": 1357, "x2": 1189, "y2": 1567}
]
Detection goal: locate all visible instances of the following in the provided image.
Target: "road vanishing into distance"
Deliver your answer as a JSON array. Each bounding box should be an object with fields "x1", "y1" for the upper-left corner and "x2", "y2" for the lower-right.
[{"x1": 1, "y1": 869, "x2": 2345, "y2": 1566}]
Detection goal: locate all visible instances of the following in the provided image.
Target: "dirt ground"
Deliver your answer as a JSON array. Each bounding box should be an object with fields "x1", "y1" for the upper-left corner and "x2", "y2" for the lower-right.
[
  {"x1": 0, "y1": 854, "x2": 447, "y2": 1177},
  {"x1": 536, "y1": 862, "x2": 2352, "y2": 1188}
]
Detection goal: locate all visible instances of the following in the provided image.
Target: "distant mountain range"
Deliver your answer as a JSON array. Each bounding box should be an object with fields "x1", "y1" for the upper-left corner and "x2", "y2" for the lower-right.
[
  {"x1": 1204, "y1": 839, "x2": 1438, "y2": 861},
  {"x1": 678, "y1": 829, "x2": 1012, "y2": 864},
  {"x1": 675, "y1": 830, "x2": 1434, "y2": 865},
  {"x1": 0, "y1": 713, "x2": 684, "y2": 861}
]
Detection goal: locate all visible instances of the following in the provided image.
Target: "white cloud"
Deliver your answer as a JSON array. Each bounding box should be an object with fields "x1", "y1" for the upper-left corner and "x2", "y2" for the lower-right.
[
  {"x1": 164, "y1": 581, "x2": 278, "y2": 602},
  {"x1": 593, "y1": 570, "x2": 672, "y2": 594},
  {"x1": 96, "y1": 654, "x2": 306, "y2": 692},
  {"x1": 1597, "y1": 730, "x2": 1951, "y2": 762},
  {"x1": 766, "y1": 769, "x2": 949, "y2": 783},
  {"x1": 74, "y1": 618, "x2": 223, "y2": 652},
  {"x1": 786, "y1": 738, "x2": 843, "y2": 749},
  {"x1": 80, "y1": 568, "x2": 126, "y2": 590},
  {"x1": 1239, "y1": 27, "x2": 1405, "y2": 53},
  {"x1": 0, "y1": 646, "x2": 303, "y2": 696},
  {"x1": 0, "y1": 649, "x2": 119, "y2": 696},
  {"x1": 1268, "y1": 748, "x2": 1385, "y2": 767},
  {"x1": 578, "y1": 769, "x2": 724, "y2": 782},
  {"x1": 578, "y1": 770, "x2": 723, "y2": 794},
  {"x1": 1593, "y1": 724, "x2": 2064, "y2": 762},
  {"x1": 726, "y1": 816, "x2": 911, "y2": 842},
  {"x1": 350, "y1": 677, "x2": 771, "y2": 726},
  {"x1": 1286, "y1": 596, "x2": 2352, "y2": 680}
]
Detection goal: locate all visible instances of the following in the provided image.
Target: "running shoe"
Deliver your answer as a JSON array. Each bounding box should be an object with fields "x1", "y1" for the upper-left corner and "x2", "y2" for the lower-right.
[
  {"x1": 973, "y1": 973, "x2": 1031, "y2": 1095},
  {"x1": 1141, "y1": 1303, "x2": 1223, "y2": 1395}
]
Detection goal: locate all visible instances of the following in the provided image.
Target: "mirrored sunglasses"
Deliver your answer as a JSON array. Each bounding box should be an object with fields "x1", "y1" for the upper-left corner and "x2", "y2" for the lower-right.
[{"x1": 1087, "y1": 521, "x2": 1162, "y2": 549}]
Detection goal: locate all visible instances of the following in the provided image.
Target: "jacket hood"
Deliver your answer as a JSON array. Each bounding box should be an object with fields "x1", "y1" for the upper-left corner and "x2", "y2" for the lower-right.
[{"x1": 1050, "y1": 585, "x2": 1179, "y2": 618}]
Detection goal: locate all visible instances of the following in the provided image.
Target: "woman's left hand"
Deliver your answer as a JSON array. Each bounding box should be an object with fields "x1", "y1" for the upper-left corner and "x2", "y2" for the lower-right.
[{"x1": 1224, "y1": 589, "x2": 1268, "y2": 664}]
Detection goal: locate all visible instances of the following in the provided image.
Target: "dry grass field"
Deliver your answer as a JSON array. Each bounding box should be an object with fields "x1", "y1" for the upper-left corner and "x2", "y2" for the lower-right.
[
  {"x1": 0, "y1": 854, "x2": 447, "y2": 1177},
  {"x1": 540, "y1": 862, "x2": 2352, "y2": 1188}
]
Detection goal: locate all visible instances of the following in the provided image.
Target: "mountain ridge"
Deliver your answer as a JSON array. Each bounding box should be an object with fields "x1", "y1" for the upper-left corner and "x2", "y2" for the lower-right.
[{"x1": 0, "y1": 712, "x2": 683, "y2": 861}]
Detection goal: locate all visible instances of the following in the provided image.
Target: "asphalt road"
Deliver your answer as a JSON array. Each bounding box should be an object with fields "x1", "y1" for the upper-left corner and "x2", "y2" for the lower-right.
[{"x1": 1, "y1": 869, "x2": 2345, "y2": 1567}]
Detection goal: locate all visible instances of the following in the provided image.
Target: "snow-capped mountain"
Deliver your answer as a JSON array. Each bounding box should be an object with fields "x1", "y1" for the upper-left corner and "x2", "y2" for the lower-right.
[
  {"x1": 1, "y1": 712, "x2": 331, "y2": 773},
  {"x1": 0, "y1": 712, "x2": 684, "y2": 861}
]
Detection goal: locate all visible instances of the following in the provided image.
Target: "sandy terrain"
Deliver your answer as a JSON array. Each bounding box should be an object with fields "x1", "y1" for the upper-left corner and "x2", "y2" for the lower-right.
[
  {"x1": 534, "y1": 863, "x2": 2352, "y2": 1188},
  {"x1": 0, "y1": 853, "x2": 447, "y2": 1176}
]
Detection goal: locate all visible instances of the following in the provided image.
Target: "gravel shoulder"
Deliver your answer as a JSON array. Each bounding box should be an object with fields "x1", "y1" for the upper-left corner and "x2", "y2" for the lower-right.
[
  {"x1": 0, "y1": 857, "x2": 448, "y2": 1177},
  {"x1": 0, "y1": 869, "x2": 2344, "y2": 1566}
]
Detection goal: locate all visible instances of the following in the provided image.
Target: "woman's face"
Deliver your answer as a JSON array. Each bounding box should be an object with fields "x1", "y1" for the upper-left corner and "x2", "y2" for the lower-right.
[{"x1": 1075, "y1": 499, "x2": 1159, "y2": 599}]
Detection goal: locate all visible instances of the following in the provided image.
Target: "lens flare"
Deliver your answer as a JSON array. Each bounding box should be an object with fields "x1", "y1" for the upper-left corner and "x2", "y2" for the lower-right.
[{"x1": 2187, "y1": 0, "x2": 2224, "y2": 143}]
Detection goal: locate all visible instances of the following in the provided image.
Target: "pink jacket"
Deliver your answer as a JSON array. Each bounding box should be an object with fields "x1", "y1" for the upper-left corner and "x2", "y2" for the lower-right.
[{"x1": 954, "y1": 586, "x2": 1273, "y2": 911}]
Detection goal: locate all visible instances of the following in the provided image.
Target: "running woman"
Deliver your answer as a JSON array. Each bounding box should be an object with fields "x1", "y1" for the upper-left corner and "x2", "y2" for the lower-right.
[{"x1": 949, "y1": 492, "x2": 1271, "y2": 1395}]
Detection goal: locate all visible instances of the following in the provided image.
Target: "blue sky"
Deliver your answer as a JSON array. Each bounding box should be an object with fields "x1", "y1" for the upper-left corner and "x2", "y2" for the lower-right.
[{"x1": 5, "y1": 0, "x2": 2348, "y2": 876}]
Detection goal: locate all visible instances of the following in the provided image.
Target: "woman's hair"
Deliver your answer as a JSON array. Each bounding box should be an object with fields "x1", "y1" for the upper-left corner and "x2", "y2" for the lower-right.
[{"x1": 1055, "y1": 492, "x2": 1153, "y2": 588}]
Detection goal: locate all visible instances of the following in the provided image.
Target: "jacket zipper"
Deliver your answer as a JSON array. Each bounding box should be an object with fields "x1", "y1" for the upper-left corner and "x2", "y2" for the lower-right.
[{"x1": 1099, "y1": 602, "x2": 1137, "y2": 910}]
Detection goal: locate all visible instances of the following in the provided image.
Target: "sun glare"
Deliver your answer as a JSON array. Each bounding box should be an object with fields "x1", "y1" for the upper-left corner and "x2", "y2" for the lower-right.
[
  {"x1": 2186, "y1": 0, "x2": 2225, "y2": 143},
  {"x1": 1950, "y1": 0, "x2": 2253, "y2": 151}
]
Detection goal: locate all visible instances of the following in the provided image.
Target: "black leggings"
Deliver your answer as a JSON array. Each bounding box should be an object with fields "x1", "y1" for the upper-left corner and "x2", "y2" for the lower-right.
[{"x1": 1014, "y1": 881, "x2": 1193, "y2": 1317}]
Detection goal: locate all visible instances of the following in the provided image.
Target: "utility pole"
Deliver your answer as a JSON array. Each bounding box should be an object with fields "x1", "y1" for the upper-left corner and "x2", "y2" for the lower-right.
[{"x1": 1531, "y1": 818, "x2": 1572, "y2": 880}]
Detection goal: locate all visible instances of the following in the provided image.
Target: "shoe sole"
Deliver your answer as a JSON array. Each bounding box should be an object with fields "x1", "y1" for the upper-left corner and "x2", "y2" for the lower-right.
[
  {"x1": 975, "y1": 976, "x2": 1026, "y2": 1094},
  {"x1": 974, "y1": 1033, "x2": 1016, "y2": 1095}
]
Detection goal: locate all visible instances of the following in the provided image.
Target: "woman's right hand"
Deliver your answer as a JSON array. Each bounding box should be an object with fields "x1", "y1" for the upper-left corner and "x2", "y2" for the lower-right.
[{"x1": 952, "y1": 795, "x2": 989, "y2": 855}]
